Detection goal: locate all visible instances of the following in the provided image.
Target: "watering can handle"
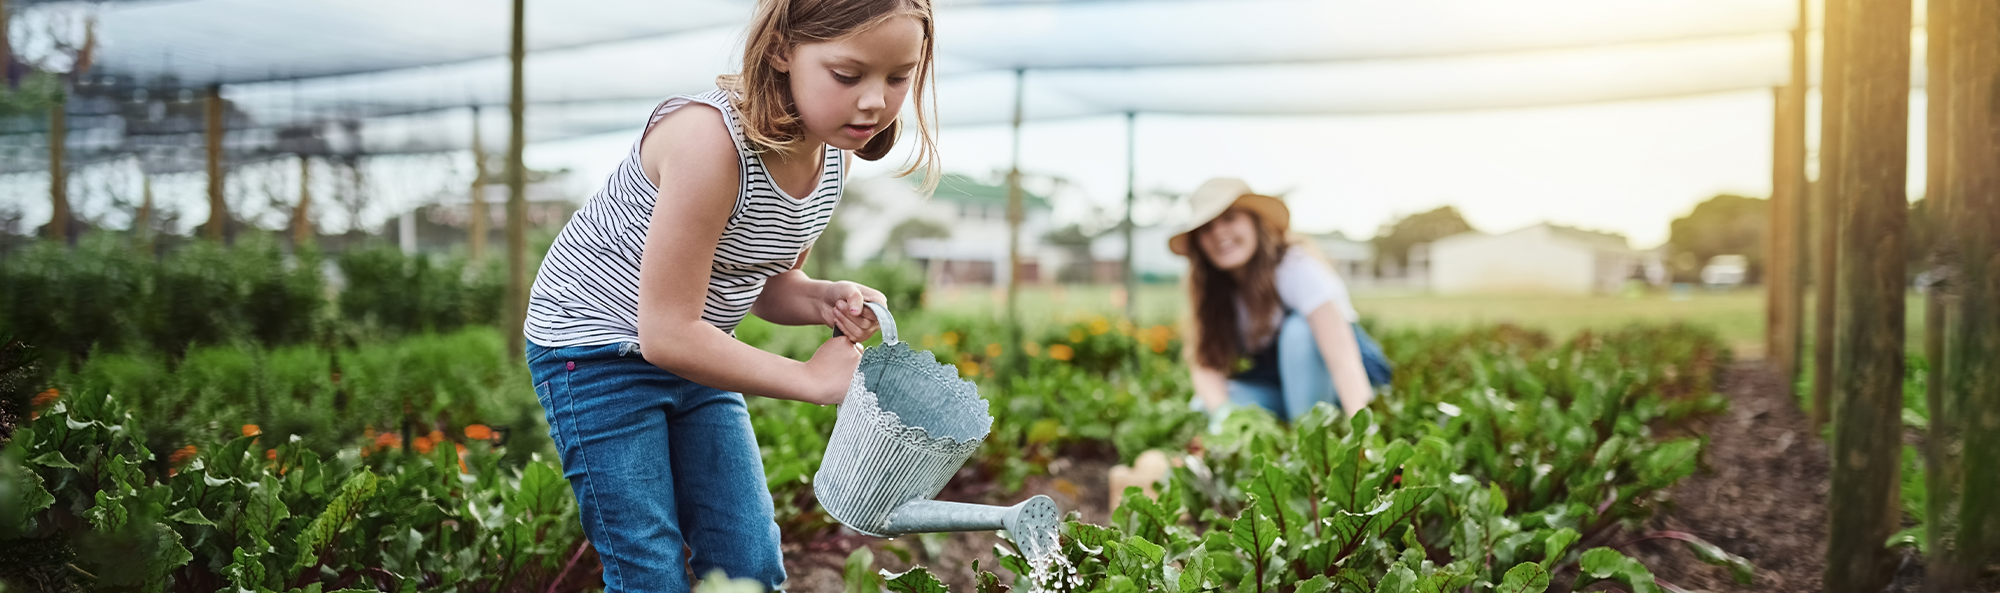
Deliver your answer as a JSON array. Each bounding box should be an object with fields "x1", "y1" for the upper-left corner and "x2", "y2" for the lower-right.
[{"x1": 837, "y1": 301, "x2": 899, "y2": 346}]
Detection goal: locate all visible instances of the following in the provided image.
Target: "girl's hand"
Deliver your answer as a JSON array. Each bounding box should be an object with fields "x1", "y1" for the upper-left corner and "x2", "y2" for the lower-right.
[
  {"x1": 801, "y1": 335, "x2": 864, "y2": 405},
  {"x1": 821, "y1": 281, "x2": 888, "y2": 341}
]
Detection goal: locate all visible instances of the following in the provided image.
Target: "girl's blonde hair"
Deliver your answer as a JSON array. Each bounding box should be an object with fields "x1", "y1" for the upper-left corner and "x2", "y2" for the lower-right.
[{"x1": 718, "y1": 0, "x2": 940, "y2": 192}]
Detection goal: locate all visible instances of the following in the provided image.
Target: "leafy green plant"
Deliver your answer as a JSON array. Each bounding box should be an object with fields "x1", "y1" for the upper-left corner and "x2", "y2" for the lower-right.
[{"x1": 2, "y1": 384, "x2": 590, "y2": 592}]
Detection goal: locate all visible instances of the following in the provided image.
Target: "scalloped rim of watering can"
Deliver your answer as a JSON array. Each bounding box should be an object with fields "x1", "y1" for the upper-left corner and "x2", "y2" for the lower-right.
[{"x1": 845, "y1": 345, "x2": 993, "y2": 454}]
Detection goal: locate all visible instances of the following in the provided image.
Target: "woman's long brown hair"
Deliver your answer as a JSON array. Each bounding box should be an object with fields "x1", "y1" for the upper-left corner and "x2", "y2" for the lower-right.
[
  {"x1": 1185, "y1": 210, "x2": 1289, "y2": 372},
  {"x1": 717, "y1": 0, "x2": 941, "y2": 192}
]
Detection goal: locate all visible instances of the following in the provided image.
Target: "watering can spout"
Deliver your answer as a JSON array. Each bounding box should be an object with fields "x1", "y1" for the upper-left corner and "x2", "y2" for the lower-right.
[{"x1": 882, "y1": 495, "x2": 1061, "y2": 558}]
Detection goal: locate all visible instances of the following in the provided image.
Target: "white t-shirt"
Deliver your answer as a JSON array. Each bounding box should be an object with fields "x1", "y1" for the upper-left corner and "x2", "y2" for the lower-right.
[{"x1": 1236, "y1": 248, "x2": 1360, "y2": 348}]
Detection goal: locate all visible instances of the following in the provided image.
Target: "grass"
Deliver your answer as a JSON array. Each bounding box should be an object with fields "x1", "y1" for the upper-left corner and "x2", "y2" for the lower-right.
[{"x1": 918, "y1": 283, "x2": 1928, "y2": 359}]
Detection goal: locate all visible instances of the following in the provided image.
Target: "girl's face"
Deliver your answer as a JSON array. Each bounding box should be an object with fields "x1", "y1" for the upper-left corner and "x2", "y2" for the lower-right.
[
  {"x1": 1196, "y1": 208, "x2": 1260, "y2": 272},
  {"x1": 776, "y1": 15, "x2": 924, "y2": 153}
]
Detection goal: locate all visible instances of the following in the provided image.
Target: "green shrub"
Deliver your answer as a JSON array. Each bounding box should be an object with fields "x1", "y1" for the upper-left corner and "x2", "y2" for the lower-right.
[
  {"x1": 0, "y1": 234, "x2": 327, "y2": 360},
  {"x1": 335, "y1": 245, "x2": 504, "y2": 337}
]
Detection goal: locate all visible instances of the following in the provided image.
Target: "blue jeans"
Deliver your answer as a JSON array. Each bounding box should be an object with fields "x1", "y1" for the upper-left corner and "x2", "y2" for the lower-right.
[
  {"x1": 1212, "y1": 314, "x2": 1394, "y2": 423},
  {"x1": 527, "y1": 340, "x2": 786, "y2": 592}
]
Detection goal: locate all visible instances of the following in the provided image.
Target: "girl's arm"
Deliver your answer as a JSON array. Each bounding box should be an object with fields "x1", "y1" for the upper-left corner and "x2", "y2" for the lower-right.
[
  {"x1": 1191, "y1": 362, "x2": 1230, "y2": 413},
  {"x1": 1304, "y1": 303, "x2": 1375, "y2": 416},
  {"x1": 634, "y1": 105, "x2": 858, "y2": 405},
  {"x1": 754, "y1": 249, "x2": 885, "y2": 340}
]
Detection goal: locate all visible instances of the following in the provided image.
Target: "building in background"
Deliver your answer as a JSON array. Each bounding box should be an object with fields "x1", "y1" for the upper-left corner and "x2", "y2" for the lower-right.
[
  {"x1": 1308, "y1": 231, "x2": 1376, "y2": 288},
  {"x1": 839, "y1": 173, "x2": 1058, "y2": 285},
  {"x1": 1427, "y1": 222, "x2": 1660, "y2": 295}
]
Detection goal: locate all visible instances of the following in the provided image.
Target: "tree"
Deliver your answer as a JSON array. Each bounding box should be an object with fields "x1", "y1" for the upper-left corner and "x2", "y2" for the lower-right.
[
  {"x1": 883, "y1": 218, "x2": 949, "y2": 262},
  {"x1": 1667, "y1": 194, "x2": 1768, "y2": 283},
  {"x1": 1370, "y1": 206, "x2": 1472, "y2": 276}
]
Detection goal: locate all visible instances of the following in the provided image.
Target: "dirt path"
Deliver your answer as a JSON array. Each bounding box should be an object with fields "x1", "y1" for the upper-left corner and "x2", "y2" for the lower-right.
[{"x1": 1634, "y1": 361, "x2": 1834, "y2": 592}]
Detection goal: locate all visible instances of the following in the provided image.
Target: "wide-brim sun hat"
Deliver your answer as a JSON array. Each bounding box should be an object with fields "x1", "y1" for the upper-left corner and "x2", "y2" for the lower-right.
[{"x1": 1167, "y1": 177, "x2": 1291, "y2": 256}]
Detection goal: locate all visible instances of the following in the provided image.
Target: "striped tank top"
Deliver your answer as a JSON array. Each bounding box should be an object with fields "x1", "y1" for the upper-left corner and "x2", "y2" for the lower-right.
[{"x1": 525, "y1": 89, "x2": 844, "y2": 347}]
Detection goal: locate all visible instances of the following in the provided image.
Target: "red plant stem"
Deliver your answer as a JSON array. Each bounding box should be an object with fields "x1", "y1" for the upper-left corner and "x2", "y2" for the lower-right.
[{"x1": 547, "y1": 538, "x2": 591, "y2": 593}]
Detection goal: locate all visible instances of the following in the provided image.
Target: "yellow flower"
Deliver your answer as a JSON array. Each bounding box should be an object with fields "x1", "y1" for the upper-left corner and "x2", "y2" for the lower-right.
[
  {"x1": 1068, "y1": 329, "x2": 1085, "y2": 343},
  {"x1": 985, "y1": 343, "x2": 1003, "y2": 358},
  {"x1": 1048, "y1": 344, "x2": 1075, "y2": 362},
  {"x1": 1116, "y1": 319, "x2": 1136, "y2": 336},
  {"x1": 956, "y1": 360, "x2": 981, "y2": 377},
  {"x1": 1089, "y1": 318, "x2": 1111, "y2": 336},
  {"x1": 943, "y1": 331, "x2": 961, "y2": 347},
  {"x1": 1023, "y1": 342, "x2": 1042, "y2": 357}
]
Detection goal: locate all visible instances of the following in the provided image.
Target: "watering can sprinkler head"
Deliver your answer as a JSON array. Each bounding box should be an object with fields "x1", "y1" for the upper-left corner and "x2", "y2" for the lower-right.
[{"x1": 877, "y1": 495, "x2": 1061, "y2": 559}]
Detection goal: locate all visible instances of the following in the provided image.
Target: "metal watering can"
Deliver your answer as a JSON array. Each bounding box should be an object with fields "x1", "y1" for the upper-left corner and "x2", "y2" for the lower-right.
[{"x1": 814, "y1": 303, "x2": 1061, "y2": 558}]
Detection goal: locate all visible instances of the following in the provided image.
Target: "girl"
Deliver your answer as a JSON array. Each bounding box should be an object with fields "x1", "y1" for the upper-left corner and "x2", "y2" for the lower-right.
[
  {"x1": 522, "y1": 0, "x2": 937, "y2": 588},
  {"x1": 1172, "y1": 178, "x2": 1392, "y2": 426}
]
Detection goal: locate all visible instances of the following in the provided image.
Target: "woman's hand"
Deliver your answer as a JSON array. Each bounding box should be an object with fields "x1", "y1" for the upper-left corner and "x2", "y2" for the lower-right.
[
  {"x1": 820, "y1": 281, "x2": 887, "y2": 341},
  {"x1": 799, "y1": 335, "x2": 865, "y2": 405}
]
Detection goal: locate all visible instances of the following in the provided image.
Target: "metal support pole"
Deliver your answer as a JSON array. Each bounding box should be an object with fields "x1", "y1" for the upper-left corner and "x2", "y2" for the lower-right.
[
  {"x1": 205, "y1": 84, "x2": 227, "y2": 243},
  {"x1": 1123, "y1": 111, "x2": 1137, "y2": 321},
  {"x1": 470, "y1": 105, "x2": 489, "y2": 260},
  {"x1": 1823, "y1": 0, "x2": 1912, "y2": 589},
  {"x1": 46, "y1": 93, "x2": 67, "y2": 244},
  {"x1": 1005, "y1": 68, "x2": 1024, "y2": 325},
  {"x1": 505, "y1": 0, "x2": 529, "y2": 363}
]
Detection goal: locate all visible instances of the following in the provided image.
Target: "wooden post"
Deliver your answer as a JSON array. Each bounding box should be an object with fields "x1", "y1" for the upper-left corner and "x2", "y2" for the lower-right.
[
  {"x1": 1811, "y1": 0, "x2": 1849, "y2": 432},
  {"x1": 136, "y1": 172, "x2": 154, "y2": 254},
  {"x1": 505, "y1": 0, "x2": 529, "y2": 362},
  {"x1": 293, "y1": 154, "x2": 314, "y2": 246},
  {"x1": 1766, "y1": 83, "x2": 1803, "y2": 389},
  {"x1": 1005, "y1": 68, "x2": 1025, "y2": 324},
  {"x1": 1920, "y1": 0, "x2": 1964, "y2": 588},
  {"x1": 1123, "y1": 111, "x2": 1137, "y2": 321},
  {"x1": 204, "y1": 84, "x2": 227, "y2": 243},
  {"x1": 470, "y1": 105, "x2": 489, "y2": 260},
  {"x1": 1946, "y1": 0, "x2": 2000, "y2": 578},
  {"x1": 46, "y1": 93, "x2": 67, "y2": 244},
  {"x1": 1823, "y1": 0, "x2": 1911, "y2": 589},
  {"x1": 1, "y1": 0, "x2": 11, "y2": 90},
  {"x1": 1768, "y1": 0, "x2": 1810, "y2": 391}
]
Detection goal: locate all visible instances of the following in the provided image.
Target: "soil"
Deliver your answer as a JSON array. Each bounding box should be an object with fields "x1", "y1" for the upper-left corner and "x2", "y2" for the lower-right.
[
  {"x1": 782, "y1": 452, "x2": 1117, "y2": 592},
  {"x1": 1633, "y1": 361, "x2": 1839, "y2": 593}
]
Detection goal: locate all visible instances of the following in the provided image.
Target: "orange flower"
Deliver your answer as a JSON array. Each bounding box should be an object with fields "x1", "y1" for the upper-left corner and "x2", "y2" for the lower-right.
[
  {"x1": 30, "y1": 388, "x2": 58, "y2": 408},
  {"x1": 415, "y1": 438, "x2": 436, "y2": 455},
  {"x1": 373, "y1": 432, "x2": 400, "y2": 448},
  {"x1": 265, "y1": 449, "x2": 278, "y2": 460},
  {"x1": 456, "y1": 443, "x2": 470, "y2": 473},
  {"x1": 956, "y1": 360, "x2": 981, "y2": 378},
  {"x1": 463, "y1": 424, "x2": 494, "y2": 441},
  {"x1": 1047, "y1": 344, "x2": 1075, "y2": 362},
  {"x1": 168, "y1": 445, "x2": 198, "y2": 467},
  {"x1": 241, "y1": 424, "x2": 261, "y2": 438},
  {"x1": 984, "y1": 343, "x2": 1003, "y2": 358}
]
